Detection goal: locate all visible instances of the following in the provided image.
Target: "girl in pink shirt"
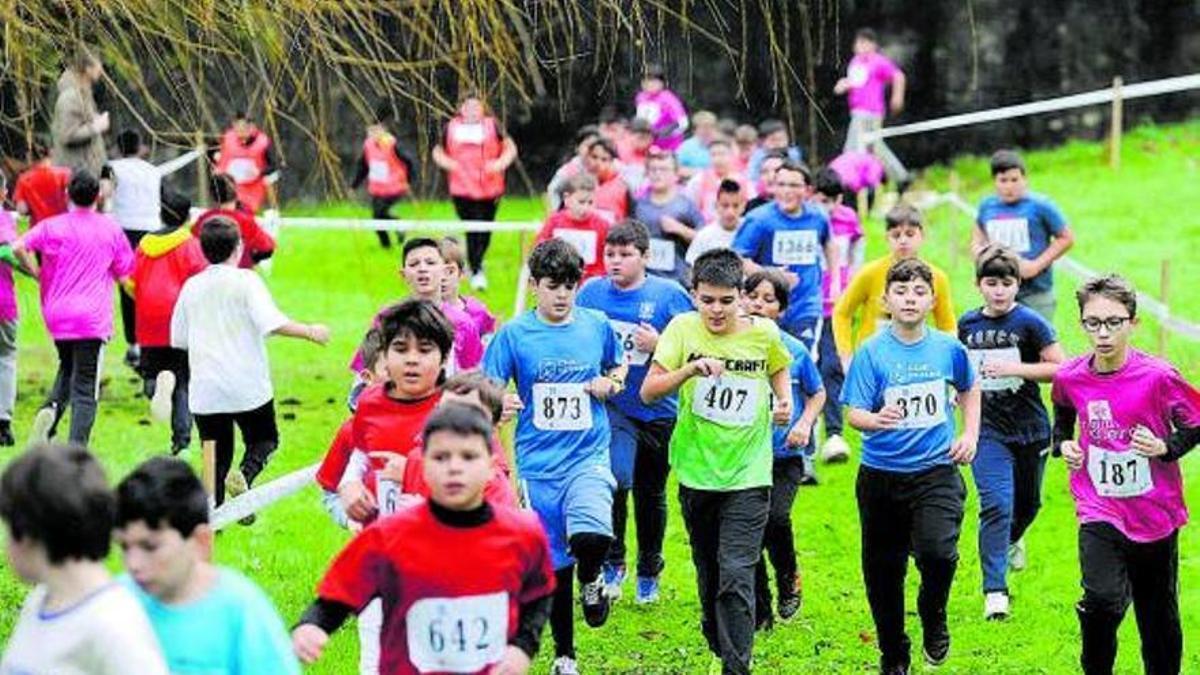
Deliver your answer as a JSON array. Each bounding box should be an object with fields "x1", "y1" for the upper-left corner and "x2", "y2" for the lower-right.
[{"x1": 633, "y1": 65, "x2": 688, "y2": 152}]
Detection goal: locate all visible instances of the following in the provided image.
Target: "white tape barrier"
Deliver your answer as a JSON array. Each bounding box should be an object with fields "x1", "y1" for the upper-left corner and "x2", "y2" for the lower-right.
[
  {"x1": 211, "y1": 463, "x2": 319, "y2": 531},
  {"x1": 277, "y1": 217, "x2": 541, "y2": 234},
  {"x1": 865, "y1": 73, "x2": 1200, "y2": 143}
]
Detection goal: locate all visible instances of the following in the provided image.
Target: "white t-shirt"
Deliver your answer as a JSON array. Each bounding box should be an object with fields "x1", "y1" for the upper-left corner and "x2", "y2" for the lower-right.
[
  {"x1": 686, "y1": 224, "x2": 737, "y2": 264},
  {"x1": 108, "y1": 157, "x2": 162, "y2": 232},
  {"x1": 0, "y1": 583, "x2": 168, "y2": 675},
  {"x1": 171, "y1": 264, "x2": 289, "y2": 414}
]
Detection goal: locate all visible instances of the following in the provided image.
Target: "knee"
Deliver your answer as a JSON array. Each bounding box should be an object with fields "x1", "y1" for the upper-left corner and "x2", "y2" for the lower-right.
[
  {"x1": 1080, "y1": 589, "x2": 1128, "y2": 617},
  {"x1": 568, "y1": 532, "x2": 613, "y2": 563},
  {"x1": 977, "y1": 487, "x2": 1013, "y2": 521}
]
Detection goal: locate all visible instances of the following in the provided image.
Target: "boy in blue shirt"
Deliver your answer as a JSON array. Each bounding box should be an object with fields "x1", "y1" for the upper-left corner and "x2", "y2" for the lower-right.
[
  {"x1": 742, "y1": 269, "x2": 825, "y2": 629},
  {"x1": 576, "y1": 220, "x2": 694, "y2": 605},
  {"x1": 115, "y1": 457, "x2": 299, "y2": 675},
  {"x1": 972, "y1": 150, "x2": 1075, "y2": 322},
  {"x1": 733, "y1": 160, "x2": 839, "y2": 353},
  {"x1": 842, "y1": 258, "x2": 980, "y2": 675},
  {"x1": 958, "y1": 244, "x2": 1063, "y2": 620},
  {"x1": 483, "y1": 238, "x2": 627, "y2": 675}
]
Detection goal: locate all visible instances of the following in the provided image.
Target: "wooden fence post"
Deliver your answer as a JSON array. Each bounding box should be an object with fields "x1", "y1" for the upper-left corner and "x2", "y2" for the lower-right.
[
  {"x1": 201, "y1": 440, "x2": 216, "y2": 504},
  {"x1": 1109, "y1": 77, "x2": 1123, "y2": 170},
  {"x1": 195, "y1": 130, "x2": 208, "y2": 207}
]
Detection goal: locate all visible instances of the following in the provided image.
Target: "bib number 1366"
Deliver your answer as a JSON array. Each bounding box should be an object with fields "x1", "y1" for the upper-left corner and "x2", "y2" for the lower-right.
[{"x1": 406, "y1": 592, "x2": 508, "y2": 673}]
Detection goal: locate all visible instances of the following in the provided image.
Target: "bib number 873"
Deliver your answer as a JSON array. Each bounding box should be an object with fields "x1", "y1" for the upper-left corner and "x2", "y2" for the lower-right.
[{"x1": 542, "y1": 396, "x2": 583, "y2": 421}]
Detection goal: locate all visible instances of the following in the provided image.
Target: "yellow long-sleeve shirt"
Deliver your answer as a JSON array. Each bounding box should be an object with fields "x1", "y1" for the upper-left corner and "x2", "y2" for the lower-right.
[{"x1": 832, "y1": 254, "x2": 957, "y2": 358}]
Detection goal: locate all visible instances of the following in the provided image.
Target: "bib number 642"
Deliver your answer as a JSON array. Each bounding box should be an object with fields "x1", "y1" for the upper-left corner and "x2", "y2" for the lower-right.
[{"x1": 407, "y1": 592, "x2": 508, "y2": 673}]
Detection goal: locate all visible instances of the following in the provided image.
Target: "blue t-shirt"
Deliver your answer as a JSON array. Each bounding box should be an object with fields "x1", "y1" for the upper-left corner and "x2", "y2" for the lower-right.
[
  {"x1": 975, "y1": 192, "x2": 1067, "y2": 295},
  {"x1": 120, "y1": 568, "x2": 300, "y2": 675},
  {"x1": 576, "y1": 275, "x2": 695, "y2": 422},
  {"x1": 677, "y1": 136, "x2": 712, "y2": 170},
  {"x1": 958, "y1": 304, "x2": 1056, "y2": 444},
  {"x1": 772, "y1": 331, "x2": 824, "y2": 458},
  {"x1": 483, "y1": 308, "x2": 623, "y2": 479},
  {"x1": 633, "y1": 193, "x2": 705, "y2": 284},
  {"x1": 732, "y1": 201, "x2": 830, "y2": 329},
  {"x1": 841, "y1": 328, "x2": 976, "y2": 473}
]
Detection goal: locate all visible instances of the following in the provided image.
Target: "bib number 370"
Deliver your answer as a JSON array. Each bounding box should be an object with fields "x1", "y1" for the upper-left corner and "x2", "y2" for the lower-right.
[
  {"x1": 407, "y1": 591, "x2": 508, "y2": 673},
  {"x1": 883, "y1": 380, "x2": 947, "y2": 430},
  {"x1": 532, "y1": 383, "x2": 593, "y2": 431},
  {"x1": 1087, "y1": 446, "x2": 1153, "y2": 498}
]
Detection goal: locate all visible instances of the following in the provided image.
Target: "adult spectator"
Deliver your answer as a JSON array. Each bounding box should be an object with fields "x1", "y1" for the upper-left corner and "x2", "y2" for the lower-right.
[{"x1": 51, "y1": 47, "x2": 109, "y2": 175}]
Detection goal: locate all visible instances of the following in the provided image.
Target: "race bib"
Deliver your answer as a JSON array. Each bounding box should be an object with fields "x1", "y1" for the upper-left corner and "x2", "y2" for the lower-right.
[
  {"x1": 1087, "y1": 446, "x2": 1153, "y2": 498},
  {"x1": 368, "y1": 160, "x2": 391, "y2": 181},
  {"x1": 648, "y1": 238, "x2": 676, "y2": 271},
  {"x1": 847, "y1": 63, "x2": 870, "y2": 87},
  {"x1": 985, "y1": 217, "x2": 1031, "y2": 254},
  {"x1": 611, "y1": 320, "x2": 649, "y2": 366},
  {"x1": 883, "y1": 379, "x2": 948, "y2": 430},
  {"x1": 226, "y1": 158, "x2": 258, "y2": 184},
  {"x1": 968, "y1": 347, "x2": 1023, "y2": 393},
  {"x1": 554, "y1": 228, "x2": 597, "y2": 265},
  {"x1": 532, "y1": 383, "x2": 593, "y2": 431},
  {"x1": 772, "y1": 230, "x2": 819, "y2": 266},
  {"x1": 692, "y1": 375, "x2": 761, "y2": 427},
  {"x1": 636, "y1": 101, "x2": 662, "y2": 124},
  {"x1": 451, "y1": 123, "x2": 485, "y2": 145},
  {"x1": 406, "y1": 591, "x2": 508, "y2": 673},
  {"x1": 377, "y1": 478, "x2": 401, "y2": 516}
]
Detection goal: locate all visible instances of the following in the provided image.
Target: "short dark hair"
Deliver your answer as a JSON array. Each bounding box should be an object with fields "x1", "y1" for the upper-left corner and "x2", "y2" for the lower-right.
[
  {"x1": 758, "y1": 119, "x2": 787, "y2": 138},
  {"x1": 117, "y1": 129, "x2": 140, "y2": 156},
  {"x1": 422, "y1": 402, "x2": 494, "y2": 448},
  {"x1": 692, "y1": 248, "x2": 743, "y2": 290},
  {"x1": 886, "y1": 257, "x2": 934, "y2": 289},
  {"x1": 990, "y1": 149, "x2": 1026, "y2": 176},
  {"x1": 574, "y1": 125, "x2": 600, "y2": 147},
  {"x1": 442, "y1": 371, "x2": 505, "y2": 424},
  {"x1": 744, "y1": 269, "x2": 791, "y2": 313},
  {"x1": 587, "y1": 137, "x2": 618, "y2": 160},
  {"x1": 402, "y1": 237, "x2": 444, "y2": 265},
  {"x1": 372, "y1": 104, "x2": 393, "y2": 125},
  {"x1": 707, "y1": 137, "x2": 733, "y2": 151},
  {"x1": 199, "y1": 216, "x2": 241, "y2": 263},
  {"x1": 974, "y1": 243, "x2": 1021, "y2": 281},
  {"x1": 116, "y1": 457, "x2": 208, "y2": 537},
  {"x1": 210, "y1": 173, "x2": 238, "y2": 204},
  {"x1": 1076, "y1": 274, "x2": 1137, "y2": 319},
  {"x1": 528, "y1": 239, "x2": 583, "y2": 285},
  {"x1": 377, "y1": 299, "x2": 455, "y2": 362},
  {"x1": 628, "y1": 118, "x2": 653, "y2": 136},
  {"x1": 855, "y1": 27, "x2": 879, "y2": 44},
  {"x1": 605, "y1": 219, "x2": 650, "y2": 254},
  {"x1": 643, "y1": 63, "x2": 666, "y2": 82},
  {"x1": 813, "y1": 167, "x2": 845, "y2": 200},
  {"x1": 160, "y1": 189, "x2": 192, "y2": 230},
  {"x1": 884, "y1": 204, "x2": 923, "y2": 231},
  {"x1": 775, "y1": 160, "x2": 811, "y2": 185},
  {"x1": 68, "y1": 169, "x2": 100, "y2": 206},
  {"x1": 359, "y1": 326, "x2": 386, "y2": 372},
  {"x1": 28, "y1": 141, "x2": 51, "y2": 161},
  {"x1": 717, "y1": 178, "x2": 743, "y2": 197},
  {"x1": 598, "y1": 105, "x2": 624, "y2": 125},
  {"x1": 645, "y1": 150, "x2": 678, "y2": 170},
  {"x1": 560, "y1": 173, "x2": 597, "y2": 198},
  {"x1": 0, "y1": 443, "x2": 114, "y2": 564}
]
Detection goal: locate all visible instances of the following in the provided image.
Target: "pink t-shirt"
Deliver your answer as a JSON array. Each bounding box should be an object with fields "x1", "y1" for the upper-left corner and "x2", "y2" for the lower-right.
[
  {"x1": 1052, "y1": 349, "x2": 1200, "y2": 542},
  {"x1": 440, "y1": 300, "x2": 484, "y2": 372},
  {"x1": 822, "y1": 204, "x2": 864, "y2": 317},
  {"x1": 830, "y1": 151, "x2": 885, "y2": 193},
  {"x1": 0, "y1": 211, "x2": 18, "y2": 322},
  {"x1": 635, "y1": 89, "x2": 688, "y2": 151},
  {"x1": 20, "y1": 207, "x2": 134, "y2": 340},
  {"x1": 845, "y1": 52, "x2": 900, "y2": 117},
  {"x1": 461, "y1": 295, "x2": 497, "y2": 338}
]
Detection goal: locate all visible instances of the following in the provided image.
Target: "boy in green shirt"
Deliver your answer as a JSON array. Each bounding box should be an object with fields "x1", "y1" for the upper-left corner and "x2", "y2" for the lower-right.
[{"x1": 642, "y1": 248, "x2": 792, "y2": 674}]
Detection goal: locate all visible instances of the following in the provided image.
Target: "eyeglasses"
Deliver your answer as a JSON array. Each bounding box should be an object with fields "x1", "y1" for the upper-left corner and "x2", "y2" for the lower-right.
[{"x1": 1081, "y1": 316, "x2": 1131, "y2": 333}]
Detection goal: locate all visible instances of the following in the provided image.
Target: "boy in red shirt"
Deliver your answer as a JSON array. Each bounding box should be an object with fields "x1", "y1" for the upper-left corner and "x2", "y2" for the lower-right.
[
  {"x1": 293, "y1": 403, "x2": 557, "y2": 675},
  {"x1": 12, "y1": 144, "x2": 70, "y2": 226},
  {"x1": 536, "y1": 174, "x2": 609, "y2": 281},
  {"x1": 193, "y1": 174, "x2": 275, "y2": 269},
  {"x1": 133, "y1": 190, "x2": 208, "y2": 455}
]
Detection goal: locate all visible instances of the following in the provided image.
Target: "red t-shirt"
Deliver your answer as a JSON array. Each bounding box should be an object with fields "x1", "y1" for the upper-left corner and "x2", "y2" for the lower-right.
[
  {"x1": 535, "y1": 210, "x2": 610, "y2": 280},
  {"x1": 317, "y1": 503, "x2": 556, "y2": 675},
  {"x1": 402, "y1": 443, "x2": 518, "y2": 508},
  {"x1": 132, "y1": 229, "x2": 208, "y2": 347},
  {"x1": 194, "y1": 206, "x2": 275, "y2": 269},
  {"x1": 13, "y1": 164, "x2": 70, "y2": 225},
  {"x1": 316, "y1": 417, "x2": 355, "y2": 492},
  {"x1": 353, "y1": 386, "x2": 442, "y2": 498}
]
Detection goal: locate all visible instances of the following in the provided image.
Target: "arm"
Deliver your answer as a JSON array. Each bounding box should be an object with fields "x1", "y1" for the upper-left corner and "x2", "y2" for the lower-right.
[
  {"x1": 970, "y1": 225, "x2": 989, "y2": 257},
  {"x1": 431, "y1": 143, "x2": 457, "y2": 172},
  {"x1": 786, "y1": 388, "x2": 826, "y2": 448},
  {"x1": 349, "y1": 153, "x2": 368, "y2": 190},
  {"x1": 983, "y1": 342, "x2": 1065, "y2": 383},
  {"x1": 949, "y1": 381, "x2": 982, "y2": 463},
  {"x1": 932, "y1": 272, "x2": 957, "y2": 333},
  {"x1": 11, "y1": 241, "x2": 39, "y2": 278},
  {"x1": 506, "y1": 594, "x2": 553, "y2": 664},
  {"x1": 1024, "y1": 225, "x2": 1075, "y2": 278},
  {"x1": 846, "y1": 405, "x2": 901, "y2": 432},
  {"x1": 292, "y1": 599, "x2": 354, "y2": 664},
  {"x1": 489, "y1": 137, "x2": 518, "y2": 173},
  {"x1": 832, "y1": 270, "x2": 869, "y2": 361},
  {"x1": 0, "y1": 245, "x2": 34, "y2": 277},
  {"x1": 272, "y1": 321, "x2": 331, "y2": 345},
  {"x1": 641, "y1": 361, "x2": 704, "y2": 404},
  {"x1": 889, "y1": 71, "x2": 906, "y2": 115},
  {"x1": 54, "y1": 92, "x2": 106, "y2": 146},
  {"x1": 768, "y1": 367, "x2": 793, "y2": 426},
  {"x1": 824, "y1": 236, "x2": 841, "y2": 299},
  {"x1": 1051, "y1": 401, "x2": 1084, "y2": 469}
]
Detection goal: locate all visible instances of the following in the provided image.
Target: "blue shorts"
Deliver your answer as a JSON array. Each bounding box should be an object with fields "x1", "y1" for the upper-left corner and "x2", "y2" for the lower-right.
[{"x1": 525, "y1": 464, "x2": 616, "y2": 569}]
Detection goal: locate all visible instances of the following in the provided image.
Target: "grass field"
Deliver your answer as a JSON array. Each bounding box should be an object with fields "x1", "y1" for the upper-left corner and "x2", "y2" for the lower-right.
[{"x1": 2, "y1": 121, "x2": 1199, "y2": 673}]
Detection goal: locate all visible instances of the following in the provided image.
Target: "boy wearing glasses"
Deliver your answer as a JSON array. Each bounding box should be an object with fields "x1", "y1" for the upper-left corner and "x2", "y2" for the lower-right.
[{"x1": 1053, "y1": 274, "x2": 1200, "y2": 675}]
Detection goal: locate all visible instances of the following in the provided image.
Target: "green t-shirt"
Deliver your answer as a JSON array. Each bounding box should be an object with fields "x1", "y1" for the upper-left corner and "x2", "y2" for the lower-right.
[{"x1": 653, "y1": 312, "x2": 792, "y2": 490}]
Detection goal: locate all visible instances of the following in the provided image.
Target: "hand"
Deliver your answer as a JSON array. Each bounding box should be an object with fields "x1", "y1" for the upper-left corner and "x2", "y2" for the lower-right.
[
  {"x1": 660, "y1": 216, "x2": 686, "y2": 237},
  {"x1": 1130, "y1": 425, "x2": 1167, "y2": 458},
  {"x1": 338, "y1": 481, "x2": 378, "y2": 523},
  {"x1": 92, "y1": 112, "x2": 110, "y2": 134},
  {"x1": 782, "y1": 270, "x2": 800, "y2": 289},
  {"x1": 292, "y1": 624, "x2": 329, "y2": 664},
  {"x1": 485, "y1": 160, "x2": 506, "y2": 174},
  {"x1": 772, "y1": 397, "x2": 793, "y2": 427},
  {"x1": 377, "y1": 455, "x2": 407, "y2": 482},
  {"x1": 785, "y1": 420, "x2": 812, "y2": 448},
  {"x1": 980, "y1": 359, "x2": 1018, "y2": 379},
  {"x1": 1018, "y1": 258, "x2": 1040, "y2": 280},
  {"x1": 874, "y1": 404, "x2": 903, "y2": 430},
  {"x1": 690, "y1": 358, "x2": 725, "y2": 379},
  {"x1": 492, "y1": 646, "x2": 533, "y2": 675},
  {"x1": 501, "y1": 393, "x2": 524, "y2": 424},
  {"x1": 307, "y1": 324, "x2": 331, "y2": 345},
  {"x1": 633, "y1": 323, "x2": 659, "y2": 353},
  {"x1": 1061, "y1": 440, "x2": 1084, "y2": 471},
  {"x1": 586, "y1": 376, "x2": 619, "y2": 401},
  {"x1": 949, "y1": 434, "x2": 977, "y2": 464},
  {"x1": 834, "y1": 78, "x2": 850, "y2": 95}
]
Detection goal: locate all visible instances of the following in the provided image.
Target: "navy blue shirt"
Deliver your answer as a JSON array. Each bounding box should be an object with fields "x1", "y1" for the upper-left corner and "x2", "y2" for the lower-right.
[{"x1": 975, "y1": 192, "x2": 1067, "y2": 296}]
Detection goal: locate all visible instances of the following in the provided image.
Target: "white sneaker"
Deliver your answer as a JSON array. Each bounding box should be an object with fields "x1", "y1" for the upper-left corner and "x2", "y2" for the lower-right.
[
  {"x1": 821, "y1": 434, "x2": 851, "y2": 463},
  {"x1": 470, "y1": 271, "x2": 488, "y2": 291},
  {"x1": 1008, "y1": 538, "x2": 1027, "y2": 572},
  {"x1": 150, "y1": 371, "x2": 176, "y2": 423},
  {"x1": 984, "y1": 591, "x2": 1010, "y2": 620},
  {"x1": 551, "y1": 656, "x2": 579, "y2": 675},
  {"x1": 28, "y1": 406, "x2": 56, "y2": 445}
]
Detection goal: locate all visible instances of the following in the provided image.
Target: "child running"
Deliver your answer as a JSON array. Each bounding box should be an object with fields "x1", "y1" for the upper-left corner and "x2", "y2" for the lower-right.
[
  {"x1": 842, "y1": 258, "x2": 980, "y2": 675},
  {"x1": 686, "y1": 178, "x2": 745, "y2": 264},
  {"x1": 0, "y1": 172, "x2": 28, "y2": 447},
  {"x1": 642, "y1": 248, "x2": 793, "y2": 674},
  {"x1": 536, "y1": 174, "x2": 610, "y2": 281},
  {"x1": 958, "y1": 244, "x2": 1064, "y2": 620},
  {"x1": 1053, "y1": 274, "x2": 1200, "y2": 675},
  {"x1": 483, "y1": 239, "x2": 626, "y2": 675},
  {"x1": 440, "y1": 237, "x2": 498, "y2": 344}
]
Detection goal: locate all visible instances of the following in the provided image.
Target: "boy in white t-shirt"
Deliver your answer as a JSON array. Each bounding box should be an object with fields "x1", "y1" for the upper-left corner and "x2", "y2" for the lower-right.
[
  {"x1": 170, "y1": 216, "x2": 329, "y2": 512},
  {"x1": 0, "y1": 443, "x2": 168, "y2": 675},
  {"x1": 685, "y1": 179, "x2": 745, "y2": 265}
]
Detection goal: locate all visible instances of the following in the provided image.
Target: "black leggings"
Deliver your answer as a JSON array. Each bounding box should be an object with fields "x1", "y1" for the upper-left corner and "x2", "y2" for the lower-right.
[
  {"x1": 370, "y1": 194, "x2": 403, "y2": 248},
  {"x1": 193, "y1": 399, "x2": 279, "y2": 505},
  {"x1": 452, "y1": 196, "x2": 499, "y2": 272}
]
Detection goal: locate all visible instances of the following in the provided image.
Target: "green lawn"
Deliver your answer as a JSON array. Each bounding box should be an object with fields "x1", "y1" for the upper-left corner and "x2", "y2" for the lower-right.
[{"x1": 2, "y1": 121, "x2": 1199, "y2": 673}]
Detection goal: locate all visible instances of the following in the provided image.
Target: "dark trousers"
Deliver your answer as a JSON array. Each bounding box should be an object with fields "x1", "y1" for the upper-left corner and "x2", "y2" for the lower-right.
[
  {"x1": 45, "y1": 339, "x2": 104, "y2": 445},
  {"x1": 140, "y1": 346, "x2": 192, "y2": 448},
  {"x1": 680, "y1": 485, "x2": 769, "y2": 675},
  {"x1": 451, "y1": 196, "x2": 499, "y2": 272},
  {"x1": 607, "y1": 417, "x2": 673, "y2": 578},
  {"x1": 193, "y1": 399, "x2": 279, "y2": 505},
  {"x1": 755, "y1": 455, "x2": 805, "y2": 619},
  {"x1": 370, "y1": 194, "x2": 403, "y2": 248},
  {"x1": 119, "y1": 230, "x2": 146, "y2": 347},
  {"x1": 1077, "y1": 522, "x2": 1181, "y2": 675},
  {"x1": 816, "y1": 321, "x2": 844, "y2": 436},
  {"x1": 856, "y1": 464, "x2": 965, "y2": 669},
  {"x1": 971, "y1": 436, "x2": 1048, "y2": 592}
]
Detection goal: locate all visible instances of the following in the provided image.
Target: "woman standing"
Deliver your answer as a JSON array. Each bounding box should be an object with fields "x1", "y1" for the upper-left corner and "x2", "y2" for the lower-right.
[
  {"x1": 52, "y1": 46, "x2": 110, "y2": 175},
  {"x1": 432, "y1": 94, "x2": 518, "y2": 291}
]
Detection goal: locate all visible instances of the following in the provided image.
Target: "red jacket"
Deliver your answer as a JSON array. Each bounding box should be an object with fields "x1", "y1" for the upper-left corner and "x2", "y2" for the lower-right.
[
  {"x1": 536, "y1": 210, "x2": 611, "y2": 281},
  {"x1": 133, "y1": 228, "x2": 208, "y2": 347},
  {"x1": 13, "y1": 164, "x2": 70, "y2": 225},
  {"x1": 194, "y1": 207, "x2": 275, "y2": 269}
]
